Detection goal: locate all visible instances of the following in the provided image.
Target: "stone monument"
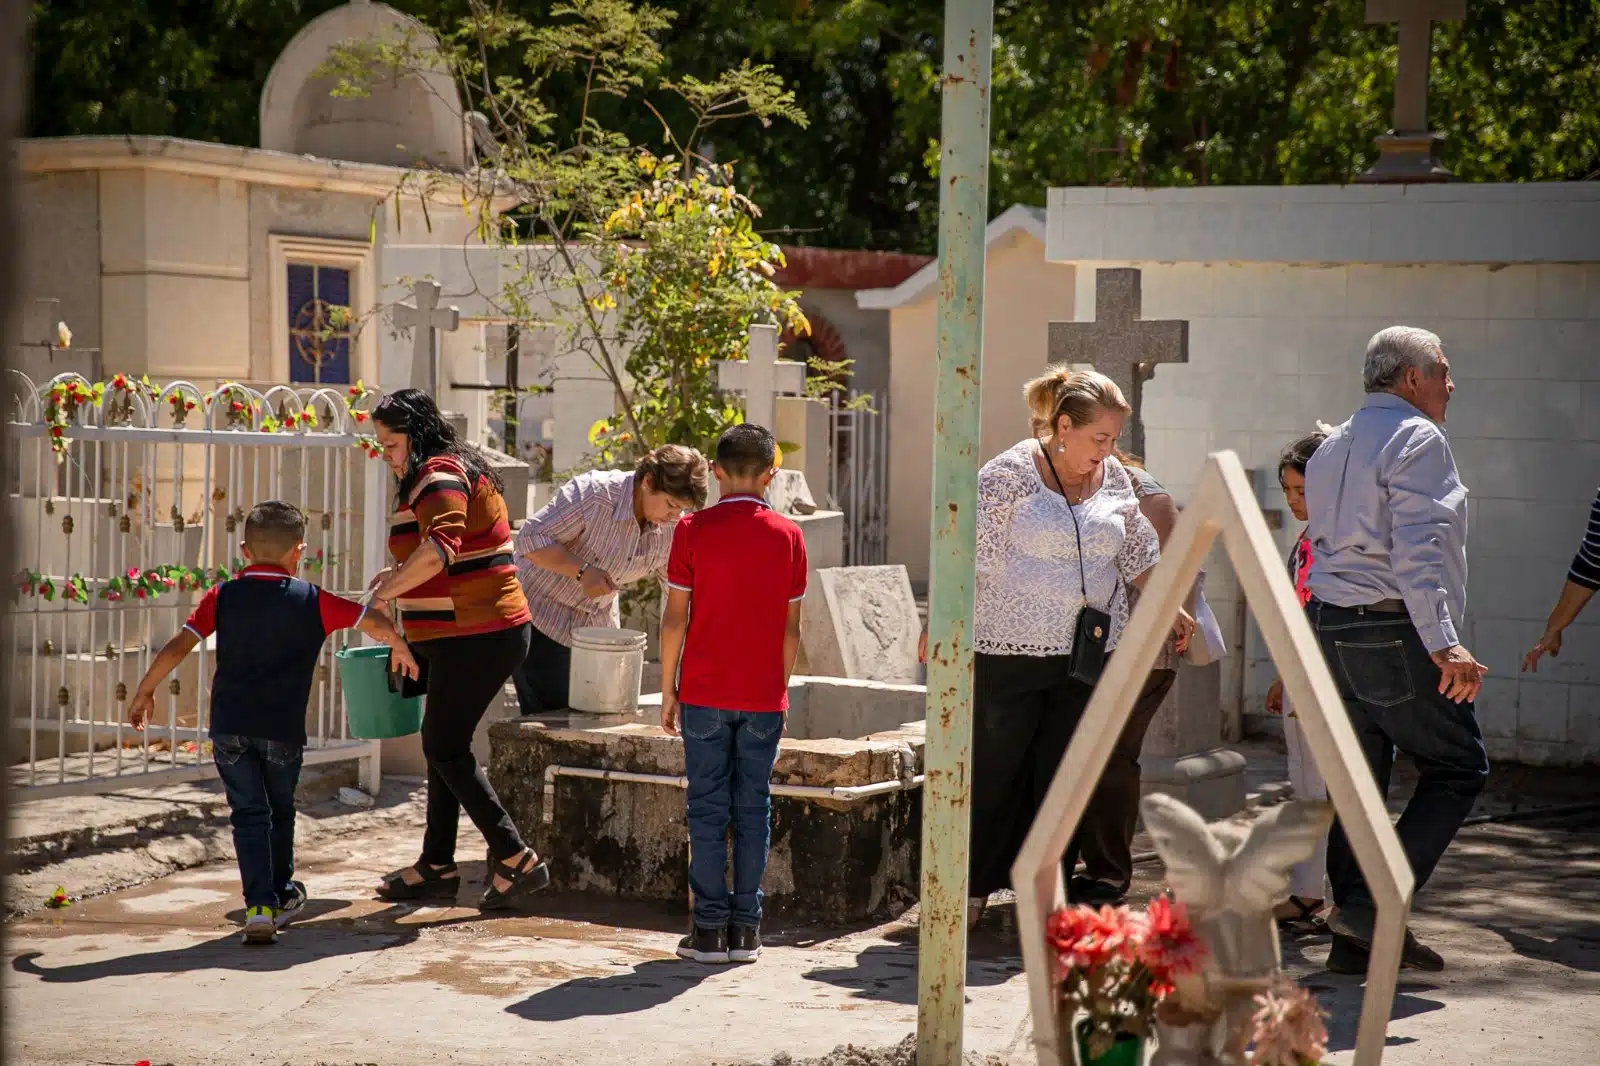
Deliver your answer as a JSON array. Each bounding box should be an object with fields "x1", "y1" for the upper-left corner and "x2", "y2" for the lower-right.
[
  {"x1": 1140, "y1": 793, "x2": 1335, "y2": 1065},
  {"x1": 392, "y1": 278, "x2": 459, "y2": 395},
  {"x1": 801, "y1": 565, "x2": 922, "y2": 684},
  {"x1": 1047, "y1": 267, "x2": 1188, "y2": 458},
  {"x1": 718, "y1": 322, "x2": 805, "y2": 432},
  {"x1": 1359, "y1": 0, "x2": 1466, "y2": 183}
]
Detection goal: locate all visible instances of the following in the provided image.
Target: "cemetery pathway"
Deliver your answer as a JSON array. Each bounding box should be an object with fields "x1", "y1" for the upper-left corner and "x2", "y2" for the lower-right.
[{"x1": 5, "y1": 759, "x2": 1596, "y2": 1065}]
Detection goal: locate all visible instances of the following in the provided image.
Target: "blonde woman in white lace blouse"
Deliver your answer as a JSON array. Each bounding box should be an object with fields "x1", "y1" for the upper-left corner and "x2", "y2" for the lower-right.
[{"x1": 965, "y1": 368, "x2": 1194, "y2": 929}]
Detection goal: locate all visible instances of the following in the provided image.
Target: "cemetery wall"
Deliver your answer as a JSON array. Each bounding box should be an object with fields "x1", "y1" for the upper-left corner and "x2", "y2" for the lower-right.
[
  {"x1": 883, "y1": 230, "x2": 1076, "y2": 589},
  {"x1": 794, "y1": 286, "x2": 892, "y2": 400},
  {"x1": 1118, "y1": 258, "x2": 1599, "y2": 766}
]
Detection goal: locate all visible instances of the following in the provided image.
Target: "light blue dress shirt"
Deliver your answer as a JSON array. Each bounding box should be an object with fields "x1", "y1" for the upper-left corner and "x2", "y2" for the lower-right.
[{"x1": 1304, "y1": 392, "x2": 1469, "y2": 654}]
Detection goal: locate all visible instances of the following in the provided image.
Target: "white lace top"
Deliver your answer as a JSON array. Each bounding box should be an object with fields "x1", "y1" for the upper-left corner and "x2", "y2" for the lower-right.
[{"x1": 973, "y1": 442, "x2": 1161, "y2": 657}]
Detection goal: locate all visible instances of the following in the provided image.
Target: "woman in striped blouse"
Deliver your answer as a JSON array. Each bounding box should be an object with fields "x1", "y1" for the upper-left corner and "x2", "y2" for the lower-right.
[
  {"x1": 368, "y1": 390, "x2": 548, "y2": 910},
  {"x1": 1522, "y1": 487, "x2": 1600, "y2": 673}
]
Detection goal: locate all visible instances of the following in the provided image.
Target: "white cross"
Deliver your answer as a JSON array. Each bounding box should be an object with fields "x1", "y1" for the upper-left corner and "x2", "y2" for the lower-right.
[
  {"x1": 393, "y1": 280, "x2": 460, "y2": 394},
  {"x1": 717, "y1": 323, "x2": 805, "y2": 432}
]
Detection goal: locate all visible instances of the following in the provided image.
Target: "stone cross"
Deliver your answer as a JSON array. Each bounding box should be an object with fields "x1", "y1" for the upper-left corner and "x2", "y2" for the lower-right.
[
  {"x1": 1360, "y1": 0, "x2": 1465, "y2": 182},
  {"x1": 1369, "y1": 0, "x2": 1464, "y2": 133},
  {"x1": 717, "y1": 322, "x2": 805, "y2": 433},
  {"x1": 393, "y1": 279, "x2": 460, "y2": 395},
  {"x1": 1046, "y1": 268, "x2": 1188, "y2": 458}
]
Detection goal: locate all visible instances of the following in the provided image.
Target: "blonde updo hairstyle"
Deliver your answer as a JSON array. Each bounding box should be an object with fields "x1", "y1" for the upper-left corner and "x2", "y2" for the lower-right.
[{"x1": 1025, "y1": 366, "x2": 1131, "y2": 440}]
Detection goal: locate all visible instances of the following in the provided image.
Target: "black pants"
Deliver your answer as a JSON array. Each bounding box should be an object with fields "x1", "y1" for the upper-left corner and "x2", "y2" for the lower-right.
[
  {"x1": 414, "y1": 624, "x2": 533, "y2": 865},
  {"x1": 1075, "y1": 667, "x2": 1177, "y2": 892},
  {"x1": 1308, "y1": 600, "x2": 1488, "y2": 909},
  {"x1": 969, "y1": 652, "x2": 1096, "y2": 897},
  {"x1": 511, "y1": 624, "x2": 571, "y2": 715}
]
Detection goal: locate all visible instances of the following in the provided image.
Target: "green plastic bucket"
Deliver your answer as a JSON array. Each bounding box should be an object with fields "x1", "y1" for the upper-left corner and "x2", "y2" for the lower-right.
[{"x1": 336, "y1": 645, "x2": 424, "y2": 739}]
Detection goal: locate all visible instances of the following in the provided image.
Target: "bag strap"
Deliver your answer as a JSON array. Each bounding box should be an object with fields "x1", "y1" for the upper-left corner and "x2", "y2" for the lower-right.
[{"x1": 1038, "y1": 441, "x2": 1091, "y2": 600}]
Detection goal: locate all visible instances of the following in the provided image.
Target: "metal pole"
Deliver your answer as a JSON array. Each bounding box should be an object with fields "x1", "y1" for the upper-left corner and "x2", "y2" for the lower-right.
[{"x1": 917, "y1": 1, "x2": 993, "y2": 1064}]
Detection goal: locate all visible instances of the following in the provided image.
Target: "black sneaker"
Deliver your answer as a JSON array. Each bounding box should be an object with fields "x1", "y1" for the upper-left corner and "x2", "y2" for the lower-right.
[
  {"x1": 1068, "y1": 876, "x2": 1127, "y2": 907},
  {"x1": 1327, "y1": 928, "x2": 1445, "y2": 974},
  {"x1": 728, "y1": 925, "x2": 761, "y2": 963},
  {"x1": 276, "y1": 880, "x2": 307, "y2": 929},
  {"x1": 676, "y1": 924, "x2": 730, "y2": 964}
]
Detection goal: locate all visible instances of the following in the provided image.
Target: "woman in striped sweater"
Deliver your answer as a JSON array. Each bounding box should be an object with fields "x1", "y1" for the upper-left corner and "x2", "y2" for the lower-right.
[
  {"x1": 1522, "y1": 487, "x2": 1600, "y2": 673},
  {"x1": 368, "y1": 390, "x2": 548, "y2": 910}
]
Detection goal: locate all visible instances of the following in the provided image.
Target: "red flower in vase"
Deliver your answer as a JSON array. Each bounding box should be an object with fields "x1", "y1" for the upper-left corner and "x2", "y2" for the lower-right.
[
  {"x1": 1047, "y1": 904, "x2": 1136, "y2": 975},
  {"x1": 1136, "y1": 896, "x2": 1206, "y2": 983}
]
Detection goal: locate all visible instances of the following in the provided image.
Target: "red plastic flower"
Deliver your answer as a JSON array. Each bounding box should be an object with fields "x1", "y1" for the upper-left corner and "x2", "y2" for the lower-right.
[
  {"x1": 49, "y1": 425, "x2": 64, "y2": 438},
  {"x1": 353, "y1": 410, "x2": 368, "y2": 423},
  {"x1": 127, "y1": 567, "x2": 140, "y2": 580},
  {"x1": 1047, "y1": 904, "x2": 1137, "y2": 976},
  {"x1": 112, "y1": 374, "x2": 128, "y2": 389},
  {"x1": 1137, "y1": 896, "x2": 1206, "y2": 982}
]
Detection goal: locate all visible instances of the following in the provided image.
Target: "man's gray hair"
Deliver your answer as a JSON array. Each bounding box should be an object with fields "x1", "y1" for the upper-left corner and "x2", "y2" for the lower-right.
[{"x1": 1363, "y1": 326, "x2": 1444, "y2": 393}]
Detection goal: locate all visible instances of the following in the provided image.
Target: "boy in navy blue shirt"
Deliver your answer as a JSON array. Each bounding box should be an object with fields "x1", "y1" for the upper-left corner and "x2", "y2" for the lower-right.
[{"x1": 129, "y1": 501, "x2": 418, "y2": 944}]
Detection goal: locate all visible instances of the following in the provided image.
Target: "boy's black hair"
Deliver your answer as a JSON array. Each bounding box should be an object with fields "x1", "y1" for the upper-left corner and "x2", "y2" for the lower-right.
[
  {"x1": 244, "y1": 500, "x2": 306, "y2": 560},
  {"x1": 716, "y1": 422, "x2": 777, "y2": 479}
]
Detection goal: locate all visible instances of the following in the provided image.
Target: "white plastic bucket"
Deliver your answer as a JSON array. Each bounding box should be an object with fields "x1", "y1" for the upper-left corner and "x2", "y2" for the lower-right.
[{"x1": 568, "y1": 626, "x2": 649, "y2": 714}]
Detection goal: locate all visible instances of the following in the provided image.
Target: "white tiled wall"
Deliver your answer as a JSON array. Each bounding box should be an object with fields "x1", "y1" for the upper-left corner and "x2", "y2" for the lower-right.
[{"x1": 1106, "y1": 260, "x2": 1600, "y2": 765}]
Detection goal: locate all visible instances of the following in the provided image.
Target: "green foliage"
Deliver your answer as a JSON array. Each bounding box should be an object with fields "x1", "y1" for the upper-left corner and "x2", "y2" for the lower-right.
[
  {"x1": 587, "y1": 153, "x2": 810, "y2": 462},
  {"x1": 27, "y1": 0, "x2": 1599, "y2": 258}
]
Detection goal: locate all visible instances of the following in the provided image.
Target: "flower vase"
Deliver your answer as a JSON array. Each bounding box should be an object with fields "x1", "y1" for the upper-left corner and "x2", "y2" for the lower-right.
[{"x1": 1075, "y1": 1020, "x2": 1145, "y2": 1066}]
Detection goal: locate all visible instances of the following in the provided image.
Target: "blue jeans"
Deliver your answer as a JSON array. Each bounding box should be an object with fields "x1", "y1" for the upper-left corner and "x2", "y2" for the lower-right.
[
  {"x1": 681, "y1": 705, "x2": 784, "y2": 929},
  {"x1": 213, "y1": 734, "x2": 303, "y2": 910},
  {"x1": 1308, "y1": 600, "x2": 1489, "y2": 910}
]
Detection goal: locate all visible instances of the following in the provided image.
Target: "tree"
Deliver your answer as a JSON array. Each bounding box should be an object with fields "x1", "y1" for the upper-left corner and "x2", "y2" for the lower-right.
[{"x1": 325, "y1": 0, "x2": 817, "y2": 461}]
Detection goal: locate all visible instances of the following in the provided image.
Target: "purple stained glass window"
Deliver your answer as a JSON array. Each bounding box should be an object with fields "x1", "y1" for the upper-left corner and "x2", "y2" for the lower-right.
[{"x1": 287, "y1": 263, "x2": 353, "y2": 384}]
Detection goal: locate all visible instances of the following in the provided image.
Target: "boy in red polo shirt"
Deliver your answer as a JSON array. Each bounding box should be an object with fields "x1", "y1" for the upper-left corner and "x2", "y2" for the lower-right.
[{"x1": 660, "y1": 423, "x2": 806, "y2": 964}]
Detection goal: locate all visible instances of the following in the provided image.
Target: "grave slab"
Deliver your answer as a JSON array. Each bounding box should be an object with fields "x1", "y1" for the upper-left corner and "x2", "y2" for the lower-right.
[{"x1": 801, "y1": 565, "x2": 922, "y2": 684}]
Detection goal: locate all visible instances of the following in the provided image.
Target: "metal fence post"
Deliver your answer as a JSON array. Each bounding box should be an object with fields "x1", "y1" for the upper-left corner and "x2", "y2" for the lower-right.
[{"x1": 916, "y1": 1, "x2": 994, "y2": 1063}]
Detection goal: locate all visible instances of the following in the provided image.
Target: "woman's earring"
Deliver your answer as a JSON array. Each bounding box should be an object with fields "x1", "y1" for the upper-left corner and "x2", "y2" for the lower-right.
[{"x1": 1055, "y1": 442, "x2": 1066, "y2": 454}]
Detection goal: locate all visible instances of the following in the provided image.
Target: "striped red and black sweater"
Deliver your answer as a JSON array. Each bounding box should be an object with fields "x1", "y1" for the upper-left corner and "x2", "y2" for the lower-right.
[{"x1": 388, "y1": 454, "x2": 531, "y2": 642}]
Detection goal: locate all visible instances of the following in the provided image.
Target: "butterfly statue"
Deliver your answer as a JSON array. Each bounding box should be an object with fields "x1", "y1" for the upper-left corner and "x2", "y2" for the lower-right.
[{"x1": 1140, "y1": 793, "x2": 1334, "y2": 1066}]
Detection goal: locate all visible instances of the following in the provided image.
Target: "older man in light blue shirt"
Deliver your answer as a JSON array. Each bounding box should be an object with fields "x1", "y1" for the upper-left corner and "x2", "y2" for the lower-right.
[{"x1": 1303, "y1": 326, "x2": 1489, "y2": 976}]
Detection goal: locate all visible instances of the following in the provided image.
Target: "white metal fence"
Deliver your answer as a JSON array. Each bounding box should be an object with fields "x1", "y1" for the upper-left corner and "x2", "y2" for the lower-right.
[
  {"x1": 3, "y1": 371, "x2": 379, "y2": 799},
  {"x1": 828, "y1": 390, "x2": 889, "y2": 567}
]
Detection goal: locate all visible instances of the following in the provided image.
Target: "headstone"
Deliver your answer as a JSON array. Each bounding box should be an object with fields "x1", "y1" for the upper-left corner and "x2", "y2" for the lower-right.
[
  {"x1": 718, "y1": 323, "x2": 805, "y2": 433},
  {"x1": 1359, "y1": 0, "x2": 1466, "y2": 183},
  {"x1": 765, "y1": 468, "x2": 818, "y2": 515},
  {"x1": 800, "y1": 565, "x2": 922, "y2": 684},
  {"x1": 393, "y1": 279, "x2": 460, "y2": 394},
  {"x1": 1047, "y1": 268, "x2": 1188, "y2": 458}
]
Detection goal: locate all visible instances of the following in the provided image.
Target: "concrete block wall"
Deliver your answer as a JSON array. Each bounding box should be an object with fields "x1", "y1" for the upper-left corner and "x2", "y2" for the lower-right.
[{"x1": 1101, "y1": 259, "x2": 1600, "y2": 765}]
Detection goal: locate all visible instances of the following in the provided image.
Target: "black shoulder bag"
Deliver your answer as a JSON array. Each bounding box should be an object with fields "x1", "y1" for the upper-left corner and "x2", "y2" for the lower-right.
[{"x1": 1039, "y1": 442, "x2": 1115, "y2": 687}]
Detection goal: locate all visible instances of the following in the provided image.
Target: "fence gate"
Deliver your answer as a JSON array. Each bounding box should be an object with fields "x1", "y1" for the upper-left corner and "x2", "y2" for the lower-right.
[
  {"x1": 4, "y1": 372, "x2": 380, "y2": 800},
  {"x1": 828, "y1": 390, "x2": 888, "y2": 567}
]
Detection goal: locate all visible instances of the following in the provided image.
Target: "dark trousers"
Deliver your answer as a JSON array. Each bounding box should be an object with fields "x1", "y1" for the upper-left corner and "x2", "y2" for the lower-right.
[
  {"x1": 415, "y1": 624, "x2": 533, "y2": 865},
  {"x1": 969, "y1": 652, "x2": 1096, "y2": 897},
  {"x1": 1076, "y1": 668, "x2": 1177, "y2": 892},
  {"x1": 512, "y1": 624, "x2": 571, "y2": 715},
  {"x1": 681, "y1": 705, "x2": 785, "y2": 928},
  {"x1": 213, "y1": 733, "x2": 303, "y2": 910},
  {"x1": 1309, "y1": 600, "x2": 1489, "y2": 909}
]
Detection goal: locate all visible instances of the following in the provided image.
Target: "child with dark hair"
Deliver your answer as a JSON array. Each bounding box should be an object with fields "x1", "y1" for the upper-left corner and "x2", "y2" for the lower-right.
[
  {"x1": 659, "y1": 422, "x2": 806, "y2": 964},
  {"x1": 130, "y1": 501, "x2": 418, "y2": 945},
  {"x1": 1264, "y1": 426, "x2": 1332, "y2": 932}
]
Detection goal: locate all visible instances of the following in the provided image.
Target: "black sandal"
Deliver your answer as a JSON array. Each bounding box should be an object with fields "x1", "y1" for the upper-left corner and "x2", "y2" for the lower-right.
[
  {"x1": 377, "y1": 862, "x2": 460, "y2": 902},
  {"x1": 1276, "y1": 896, "x2": 1328, "y2": 934},
  {"x1": 478, "y1": 851, "x2": 550, "y2": 910}
]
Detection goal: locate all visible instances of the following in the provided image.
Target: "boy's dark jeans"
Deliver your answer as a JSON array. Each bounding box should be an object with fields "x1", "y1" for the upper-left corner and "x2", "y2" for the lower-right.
[
  {"x1": 213, "y1": 734, "x2": 303, "y2": 910},
  {"x1": 1308, "y1": 600, "x2": 1489, "y2": 912},
  {"x1": 681, "y1": 705, "x2": 783, "y2": 929}
]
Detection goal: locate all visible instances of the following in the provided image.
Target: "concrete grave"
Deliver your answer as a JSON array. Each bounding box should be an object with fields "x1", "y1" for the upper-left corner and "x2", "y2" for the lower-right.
[
  {"x1": 765, "y1": 467, "x2": 817, "y2": 515},
  {"x1": 800, "y1": 565, "x2": 922, "y2": 684},
  {"x1": 489, "y1": 676, "x2": 927, "y2": 922}
]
